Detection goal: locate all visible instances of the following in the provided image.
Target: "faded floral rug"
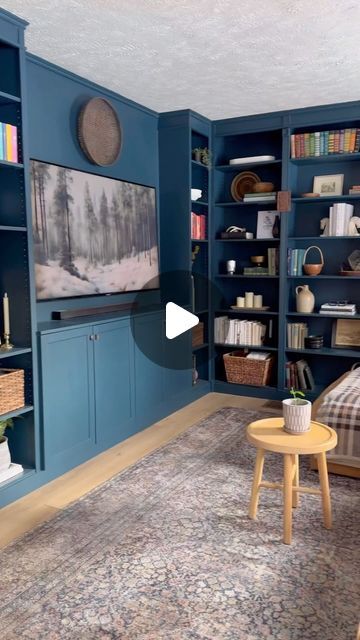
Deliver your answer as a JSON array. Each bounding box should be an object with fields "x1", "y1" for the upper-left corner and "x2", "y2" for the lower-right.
[{"x1": 0, "y1": 407, "x2": 359, "y2": 640}]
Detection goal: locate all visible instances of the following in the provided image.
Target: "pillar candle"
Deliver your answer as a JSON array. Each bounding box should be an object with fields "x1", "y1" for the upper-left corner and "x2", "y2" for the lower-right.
[
  {"x1": 245, "y1": 292, "x2": 254, "y2": 307},
  {"x1": 236, "y1": 296, "x2": 245, "y2": 307},
  {"x1": 3, "y1": 293, "x2": 10, "y2": 335},
  {"x1": 253, "y1": 295, "x2": 263, "y2": 308}
]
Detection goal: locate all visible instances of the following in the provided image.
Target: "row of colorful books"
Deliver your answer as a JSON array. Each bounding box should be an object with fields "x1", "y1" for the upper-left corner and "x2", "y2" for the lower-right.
[
  {"x1": 287, "y1": 322, "x2": 308, "y2": 349},
  {"x1": 0, "y1": 122, "x2": 18, "y2": 163},
  {"x1": 214, "y1": 316, "x2": 266, "y2": 346},
  {"x1": 191, "y1": 212, "x2": 206, "y2": 240},
  {"x1": 286, "y1": 359, "x2": 315, "y2": 390},
  {"x1": 290, "y1": 128, "x2": 360, "y2": 158}
]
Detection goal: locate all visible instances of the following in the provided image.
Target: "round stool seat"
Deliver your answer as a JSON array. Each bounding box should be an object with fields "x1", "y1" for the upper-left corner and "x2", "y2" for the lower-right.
[{"x1": 247, "y1": 417, "x2": 337, "y2": 455}]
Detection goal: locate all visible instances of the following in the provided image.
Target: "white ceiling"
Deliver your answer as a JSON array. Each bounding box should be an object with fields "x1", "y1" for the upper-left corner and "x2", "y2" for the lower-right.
[{"x1": 3, "y1": 0, "x2": 360, "y2": 120}]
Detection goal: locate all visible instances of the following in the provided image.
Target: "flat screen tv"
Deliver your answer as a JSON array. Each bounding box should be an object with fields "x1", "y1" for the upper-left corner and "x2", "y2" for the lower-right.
[{"x1": 30, "y1": 160, "x2": 160, "y2": 300}]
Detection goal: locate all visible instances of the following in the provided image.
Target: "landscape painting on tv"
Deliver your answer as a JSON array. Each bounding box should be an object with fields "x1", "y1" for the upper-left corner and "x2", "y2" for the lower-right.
[{"x1": 30, "y1": 160, "x2": 159, "y2": 300}]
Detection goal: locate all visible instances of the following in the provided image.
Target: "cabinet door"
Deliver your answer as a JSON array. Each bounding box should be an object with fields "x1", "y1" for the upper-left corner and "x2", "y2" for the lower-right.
[
  {"x1": 93, "y1": 319, "x2": 134, "y2": 446},
  {"x1": 40, "y1": 327, "x2": 95, "y2": 470},
  {"x1": 133, "y1": 313, "x2": 164, "y2": 415},
  {"x1": 163, "y1": 330, "x2": 192, "y2": 398}
]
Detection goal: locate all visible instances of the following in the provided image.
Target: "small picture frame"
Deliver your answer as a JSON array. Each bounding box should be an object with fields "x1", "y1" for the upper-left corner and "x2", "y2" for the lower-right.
[
  {"x1": 331, "y1": 318, "x2": 360, "y2": 349},
  {"x1": 256, "y1": 210, "x2": 277, "y2": 239},
  {"x1": 313, "y1": 174, "x2": 344, "y2": 197}
]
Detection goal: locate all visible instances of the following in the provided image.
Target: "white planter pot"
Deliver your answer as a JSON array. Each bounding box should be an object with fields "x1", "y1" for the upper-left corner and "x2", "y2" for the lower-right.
[
  {"x1": 0, "y1": 436, "x2": 11, "y2": 472},
  {"x1": 282, "y1": 398, "x2": 312, "y2": 435}
]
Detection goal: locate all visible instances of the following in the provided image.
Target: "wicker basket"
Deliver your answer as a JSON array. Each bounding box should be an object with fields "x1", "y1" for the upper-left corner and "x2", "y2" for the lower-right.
[
  {"x1": 0, "y1": 368, "x2": 25, "y2": 414},
  {"x1": 223, "y1": 351, "x2": 273, "y2": 386}
]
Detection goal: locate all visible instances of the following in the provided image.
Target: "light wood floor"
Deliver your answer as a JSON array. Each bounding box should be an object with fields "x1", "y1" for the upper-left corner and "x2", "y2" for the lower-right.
[{"x1": 0, "y1": 392, "x2": 280, "y2": 548}]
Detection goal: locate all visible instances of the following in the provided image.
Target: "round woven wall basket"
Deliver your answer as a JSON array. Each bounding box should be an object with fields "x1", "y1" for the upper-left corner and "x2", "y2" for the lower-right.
[{"x1": 78, "y1": 97, "x2": 122, "y2": 166}]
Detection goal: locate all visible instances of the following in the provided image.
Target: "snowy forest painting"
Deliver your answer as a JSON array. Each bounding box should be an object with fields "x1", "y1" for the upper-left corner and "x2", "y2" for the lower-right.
[{"x1": 31, "y1": 161, "x2": 159, "y2": 299}]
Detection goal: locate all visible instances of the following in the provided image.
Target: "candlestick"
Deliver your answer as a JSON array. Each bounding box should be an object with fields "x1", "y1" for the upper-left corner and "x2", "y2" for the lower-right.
[
  {"x1": 1, "y1": 334, "x2": 13, "y2": 351},
  {"x1": 3, "y1": 293, "x2": 10, "y2": 335}
]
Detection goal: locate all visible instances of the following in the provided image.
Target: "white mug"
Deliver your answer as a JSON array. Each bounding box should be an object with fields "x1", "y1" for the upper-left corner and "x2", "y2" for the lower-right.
[
  {"x1": 226, "y1": 260, "x2": 236, "y2": 275},
  {"x1": 236, "y1": 296, "x2": 245, "y2": 307},
  {"x1": 245, "y1": 291, "x2": 254, "y2": 307},
  {"x1": 253, "y1": 295, "x2": 263, "y2": 308}
]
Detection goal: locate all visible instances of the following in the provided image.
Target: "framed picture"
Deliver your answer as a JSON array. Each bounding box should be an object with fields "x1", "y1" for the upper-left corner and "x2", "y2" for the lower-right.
[
  {"x1": 313, "y1": 174, "x2": 344, "y2": 197},
  {"x1": 331, "y1": 318, "x2": 360, "y2": 349},
  {"x1": 256, "y1": 210, "x2": 278, "y2": 239}
]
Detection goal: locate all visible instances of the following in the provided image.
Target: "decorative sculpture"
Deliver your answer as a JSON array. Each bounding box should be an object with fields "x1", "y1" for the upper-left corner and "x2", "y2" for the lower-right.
[
  {"x1": 348, "y1": 216, "x2": 360, "y2": 236},
  {"x1": 320, "y1": 217, "x2": 330, "y2": 236}
]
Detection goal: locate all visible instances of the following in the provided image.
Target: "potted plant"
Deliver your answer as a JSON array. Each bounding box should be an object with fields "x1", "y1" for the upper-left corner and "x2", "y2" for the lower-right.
[
  {"x1": 201, "y1": 147, "x2": 211, "y2": 166},
  {"x1": 283, "y1": 388, "x2": 312, "y2": 434},
  {"x1": 0, "y1": 419, "x2": 13, "y2": 472}
]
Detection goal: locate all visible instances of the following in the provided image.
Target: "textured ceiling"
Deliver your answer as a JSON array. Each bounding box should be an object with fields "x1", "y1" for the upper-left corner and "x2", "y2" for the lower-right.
[{"x1": 3, "y1": 0, "x2": 360, "y2": 119}]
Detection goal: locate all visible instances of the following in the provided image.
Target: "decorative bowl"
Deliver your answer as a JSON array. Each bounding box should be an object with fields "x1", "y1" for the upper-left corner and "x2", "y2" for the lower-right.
[
  {"x1": 252, "y1": 181, "x2": 274, "y2": 193},
  {"x1": 303, "y1": 263, "x2": 323, "y2": 275},
  {"x1": 301, "y1": 192, "x2": 320, "y2": 198},
  {"x1": 191, "y1": 188, "x2": 202, "y2": 201},
  {"x1": 304, "y1": 335, "x2": 324, "y2": 349}
]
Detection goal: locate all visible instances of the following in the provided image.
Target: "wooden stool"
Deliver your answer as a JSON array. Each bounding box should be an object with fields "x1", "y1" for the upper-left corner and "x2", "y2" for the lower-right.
[{"x1": 247, "y1": 417, "x2": 337, "y2": 544}]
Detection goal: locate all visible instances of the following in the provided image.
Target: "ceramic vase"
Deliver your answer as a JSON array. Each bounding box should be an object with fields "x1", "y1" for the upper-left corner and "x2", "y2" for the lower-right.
[
  {"x1": 295, "y1": 285, "x2": 315, "y2": 313},
  {"x1": 0, "y1": 437, "x2": 11, "y2": 473},
  {"x1": 283, "y1": 399, "x2": 312, "y2": 434}
]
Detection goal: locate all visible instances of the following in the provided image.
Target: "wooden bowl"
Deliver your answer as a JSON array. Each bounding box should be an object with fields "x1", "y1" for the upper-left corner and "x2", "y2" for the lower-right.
[
  {"x1": 301, "y1": 192, "x2": 320, "y2": 198},
  {"x1": 252, "y1": 181, "x2": 274, "y2": 193},
  {"x1": 250, "y1": 255, "x2": 265, "y2": 265},
  {"x1": 303, "y1": 264, "x2": 323, "y2": 275}
]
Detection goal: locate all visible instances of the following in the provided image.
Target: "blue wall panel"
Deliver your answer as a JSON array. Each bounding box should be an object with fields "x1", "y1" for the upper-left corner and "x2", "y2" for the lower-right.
[{"x1": 25, "y1": 54, "x2": 161, "y2": 321}]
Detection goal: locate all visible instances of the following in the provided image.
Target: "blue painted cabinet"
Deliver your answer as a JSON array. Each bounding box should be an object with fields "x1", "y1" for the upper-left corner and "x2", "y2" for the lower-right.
[
  {"x1": 40, "y1": 326, "x2": 95, "y2": 470},
  {"x1": 93, "y1": 319, "x2": 134, "y2": 446},
  {"x1": 133, "y1": 313, "x2": 164, "y2": 416}
]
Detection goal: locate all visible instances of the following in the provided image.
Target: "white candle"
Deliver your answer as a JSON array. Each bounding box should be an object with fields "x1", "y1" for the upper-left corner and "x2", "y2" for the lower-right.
[
  {"x1": 3, "y1": 293, "x2": 10, "y2": 335},
  {"x1": 245, "y1": 291, "x2": 254, "y2": 307},
  {"x1": 236, "y1": 296, "x2": 245, "y2": 307},
  {"x1": 254, "y1": 295, "x2": 263, "y2": 308}
]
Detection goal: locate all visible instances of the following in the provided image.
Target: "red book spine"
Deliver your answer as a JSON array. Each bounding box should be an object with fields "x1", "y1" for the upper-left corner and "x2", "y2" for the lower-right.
[
  {"x1": 295, "y1": 135, "x2": 301, "y2": 158},
  {"x1": 299, "y1": 134, "x2": 305, "y2": 158},
  {"x1": 200, "y1": 215, "x2": 206, "y2": 240}
]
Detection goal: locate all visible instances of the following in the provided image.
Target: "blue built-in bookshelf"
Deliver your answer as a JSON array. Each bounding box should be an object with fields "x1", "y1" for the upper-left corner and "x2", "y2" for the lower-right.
[{"x1": 212, "y1": 105, "x2": 360, "y2": 400}]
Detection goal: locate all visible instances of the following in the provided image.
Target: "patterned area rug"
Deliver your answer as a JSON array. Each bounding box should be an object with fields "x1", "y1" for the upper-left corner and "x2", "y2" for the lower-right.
[{"x1": 1, "y1": 407, "x2": 359, "y2": 640}]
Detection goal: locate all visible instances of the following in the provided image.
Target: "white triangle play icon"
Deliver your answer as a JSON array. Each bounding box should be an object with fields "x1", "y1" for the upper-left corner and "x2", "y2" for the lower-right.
[{"x1": 166, "y1": 302, "x2": 199, "y2": 340}]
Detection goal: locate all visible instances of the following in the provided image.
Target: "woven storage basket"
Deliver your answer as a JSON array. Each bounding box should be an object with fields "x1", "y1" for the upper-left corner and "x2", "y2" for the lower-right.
[
  {"x1": 0, "y1": 368, "x2": 25, "y2": 414},
  {"x1": 223, "y1": 351, "x2": 273, "y2": 386}
]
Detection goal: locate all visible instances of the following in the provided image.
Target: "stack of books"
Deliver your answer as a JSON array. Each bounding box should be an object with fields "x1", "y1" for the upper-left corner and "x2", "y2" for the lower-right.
[
  {"x1": 191, "y1": 212, "x2": 206, "y2": 240},
  {"x1": 243, "y1": 192, "x2": 276, "y2": 204},
  {"x1": 320, "y1": 302, "x2": 356, "y2": 316},
  {"x1": 287, "y1": 322, "x2": 308, "y2": 349},
  {"x1": 287, "y1": 249, "x2": 306, "y2": 275},
  {"x1": 0, "y1": 122, "x2": 18, "y2": 163},
  {"x1": 327, "y1": 203, "x2": 354, "y2": 236},
  {"x1": 286, "y1": 360, "x2": 315, "y2": 390},
  {"x1": 290, "y1": 128, "x2": 360, "y2": 158},
  {"x1": 214, "y1": 316, "x2": 266, "y2": 346},
  {"x1": 267, "y1": 247, "x2": 278, "y2": 275},
  {"x1": 349, "y1": 184, "x2": 360, "y2": 195}
]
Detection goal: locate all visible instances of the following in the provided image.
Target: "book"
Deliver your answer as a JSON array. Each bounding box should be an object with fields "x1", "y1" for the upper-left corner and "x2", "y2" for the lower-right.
[{"x1": 256, "y1": 210, "x2": 277, "y2": 239}]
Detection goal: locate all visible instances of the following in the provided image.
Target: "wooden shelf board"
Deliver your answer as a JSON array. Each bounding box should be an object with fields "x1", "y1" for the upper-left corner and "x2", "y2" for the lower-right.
[
  {"x1": 289, "y1": 236, "x2": 360, "y2": 241},
  {"x1": 0, "y1": 90, "x2": 21, "y2": 105},
  {"x1": 287, "y1": 312, "x2": 360, "y2": 319},
  {"x1": 191, "y1": 160, "x2": 209, "y2": 170},
  {"x1": 217, "y1": 274, "x2": 279, "y2": 279},
  {"x1": 0, "y1": 405, "x2": 33, "y2": 421},
  {"x1": 215, "y1": 200, "x2": 276, "y2": 207},
  {"x1": 0, "y1": 159, "x2": 24, "y2": 170},
  {"x1": 288, "y1": 275, "x2": 360, "y2": 280},
  {"x1": 0, "y1": 225, "x2": 27, "y2": 232},
  {"x1": 215, "y1": 159, "x2": 282, "y2": 171},
  {"x1": 215, "y1": 343, "x2": 278, "y2": 351},
  {"x1": 191, "y1": 200, "x2": 208, "y2": 207},
  {"x1": 290, "y1": 153, "x2": 360, "y2": 165},
  {"x1": 191, "y1": 238, "x2": 208, "y2": 243},
  {"x1": 286, "y1": 347, "x2": 360, "y2": 358},
  {"x1": 192, "y1": 343, "x2": 209, "y2": 352},
  {"x1": 216, "y1": 308, "x2": 278, "y2": 316},
  {"x1": 0, "y1": 467, "x2": 36, "y2": 490},
  {"x1": 293, "y1": 194, "x2": 360, "y2": 203},
  {"x1": 0, "y1": 347, "x2": 32, "y2": 359},
  {"x1": 216, "y1": 237, "x2": 280, "y2": 243}
]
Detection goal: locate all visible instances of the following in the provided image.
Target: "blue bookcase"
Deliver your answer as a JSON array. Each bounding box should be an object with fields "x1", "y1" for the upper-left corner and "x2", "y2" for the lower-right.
[{"x1": 0, "y1": 10, "x2": 39, "y2": 494}]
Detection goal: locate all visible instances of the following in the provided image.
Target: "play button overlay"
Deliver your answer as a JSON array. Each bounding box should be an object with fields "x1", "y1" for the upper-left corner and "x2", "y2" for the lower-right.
[
  {"x1": 166, "y1": 302, "x2": 199, "y2": 340},
  {"x1": 131, "y1": 269, "x2": 223, "y2": 370}
]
